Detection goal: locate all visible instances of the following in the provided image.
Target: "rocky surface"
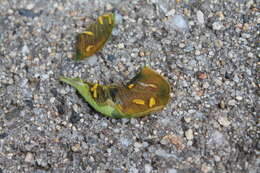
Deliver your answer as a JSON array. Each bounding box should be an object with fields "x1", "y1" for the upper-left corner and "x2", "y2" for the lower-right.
[{"x1": 0, "y1": 0, "x2": 259, "y2": 172}]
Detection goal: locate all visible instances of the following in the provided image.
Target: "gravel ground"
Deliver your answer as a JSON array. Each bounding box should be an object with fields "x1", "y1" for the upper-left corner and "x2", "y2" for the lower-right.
[{"x1": 0, "y1": 0, "x2": 259, "y2": 172}]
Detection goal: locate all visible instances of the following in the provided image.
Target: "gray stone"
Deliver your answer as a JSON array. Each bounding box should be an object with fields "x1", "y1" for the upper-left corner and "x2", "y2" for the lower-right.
[
  {"x1": 212, "y1": 22, "x2": 224, "y2": 30},
  {"x1": 166, "y1": 15, "x2": 189, "y2": 32}
]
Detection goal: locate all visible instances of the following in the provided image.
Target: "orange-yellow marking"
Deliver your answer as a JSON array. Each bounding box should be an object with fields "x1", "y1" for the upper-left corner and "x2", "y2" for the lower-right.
[
  {"x1": 86, "y1": 45, "x2": 95, "y2": 52},
  {"x1": 103, "y1": 14, "x2": 112, "y2": 24},
  {"x1": 82, "y1": 31, "x2": 94, "y2": 36},
  {"x1": 128, "y1": 84, "x2": 134, "y2": 89},
  {"x1": 108, "y1": 17, "x2": 112, "y2": 25},
  {"x1": 93, "y1": 89, "x2": 97, "y2": 98},
  {"x1": 132, "y1": 99, "x2": 145, "y2": 105},
  {"x1": 148, "y1": 84, "x2": 157, "y2": 88},
  {"x1": 117, "y1": 104, "x2": 123, "y2": 110},
  {"x1": 91, "y1": 84, "x2": 98, "y2": 92},
  {"x1": 98, "y1": 16, "x2": 104, "y2": 25},
  {"x1": 149, "y1": 97, "x2": 156, "y2": 108}
]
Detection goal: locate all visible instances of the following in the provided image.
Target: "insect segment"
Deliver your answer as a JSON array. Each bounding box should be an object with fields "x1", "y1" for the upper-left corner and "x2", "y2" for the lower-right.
[
  {"x1": 75, "y1": 13, "x2": 115, "y2": 60},
  {"x1": 59, "y1": 67, "x2": 170, "y2": 118}
]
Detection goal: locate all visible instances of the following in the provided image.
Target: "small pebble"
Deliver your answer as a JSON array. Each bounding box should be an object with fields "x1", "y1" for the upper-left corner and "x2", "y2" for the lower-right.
[
  {"x1": 184, "y1": 116, "x2": 191, "y2": 123},
  {"x1": 214, "y1": 155, "x2": 221, "y2": 162},
  {"x1": 26, "y1": 4, "x2": 35, "y2": 10},
  {"x1": 0, "y1": 133, "x2": 8, "y2": 139},
  {"x1": 166, "y1": 9, "x2": 175, "y2": 16},
  {"x1": 50, "y1": 97, "x2": 55, "y2": 104},
  {"x1": 219, "y1": 100, "x2": 226, "y2": 109},
  {"x1": 166, "y1": 14, "x2": 189, "y2": 31},
  {"x1": 201, "y1": 164, "x2": 212, "y2": 173},
  {"x1": 115, "y1": 12, "x2": 123, "y2": 24},
  {"x1": 236, "y1": 96, "x2": 243, "y2": 101},
  {"x1": 86, "y1": 55, "x2": 98, "y2": 66},
  {"x1": 179, "y1": 43, "x2": 185, "y2": 48},
  {"x1": 228, "y1": 99, "x2": 237, "y2": 106},
  {"x1": 197, "y1": 10, "x2": 205, "y2": 24},
  {"x1": 212, "y1": 22, "x2": 224, "y2": 30},
  {"x1": 185, "y1": 129, "x2": 193, "y2": 140},
  {"x1": 18, "y1": 9, "x2": 42, "y2": 18},
  {"x1": 117, "y1": 43, "x2": 125, "y2": 49},
  {"x1": 139, "y1": 51, "x2": 145, "y2": 57},
  {"x1": 106, "y1": 3, "x2": 113, "y2": 10},
  {"x1": 107, "y1": 54, "x2": 116, "y2": 61},
  {"x1": 144, "y1": 164, "x2": 153, "y2": 173},
  {"x1": 25, "y1": 152, "x2": 34, "y2": 163},
  {"x1": 71, "y1": 144, "x2": 81, "y2": 152},
  {"x1": 218, "y1": 116, "x2": 231, "y2": 127},
  {"x1": 197, "y1": 72, "x2": 207, "y2": 80},
  {"x1": 203, "y1": 82, "x2": 210, "y2": 89},
  {"x1": 215, "y1": 40, "x2": 223, "y2": 48},
  {"x1": 167, "y1": 168, "x2": 177, "y2": 173},
  {"x1": 216, "y1": 11, "x2": 225, "y2": 20},
  {"x1": 21, "y1": 44, "x2": 30, "y2": 55},
  {"x1": 120, "y1": 138, "x2": 132, "y2": 147}
]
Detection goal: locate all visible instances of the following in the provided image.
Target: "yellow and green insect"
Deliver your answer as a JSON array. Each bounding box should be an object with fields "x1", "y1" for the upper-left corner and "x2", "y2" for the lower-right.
[
  {"x1": 74, "y1": 13, "x2": 115, "y2": 60},
  {"x1": 60, "y1": 67, "x2": 170, "y2": 118}
]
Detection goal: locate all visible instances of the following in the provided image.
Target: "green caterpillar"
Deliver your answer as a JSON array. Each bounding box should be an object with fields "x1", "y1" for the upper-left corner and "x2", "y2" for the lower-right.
[{"x1": 60, "y1": 67, "x2": 170, "y2": 118}]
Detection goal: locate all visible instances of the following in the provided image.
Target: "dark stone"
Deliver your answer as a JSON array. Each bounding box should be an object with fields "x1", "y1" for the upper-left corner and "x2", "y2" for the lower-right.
[
  {"x1": 5, "y1": 107, "x2": 23, "y2": 121},
  {"x1": 107, "y1": 54, "x2": 116, "y2": 61},
  {"x1": 56, "y1": 104, "x2": 65, "y2": 115},
  {"x1": 0, "y1": 133, "x2": 8, "y2": 139},
  {"x1": 69, "y1": 110, "x2": 80, "y2": 124},
  {"x1": 225, "y1": 72, "x2": 233, "y2": 80},
  {"x1": 50, "y1": 88, "x2": 64, "y2": 103},
  {"x1": 18, "y1": 9, "x2": 42, "y2": 18},
  {"x1": 50, "y1": 88, "x2": 58, "y2": 97},
  {"x1": 24, "y1": 99, "x2": 34, "y2": 108}
]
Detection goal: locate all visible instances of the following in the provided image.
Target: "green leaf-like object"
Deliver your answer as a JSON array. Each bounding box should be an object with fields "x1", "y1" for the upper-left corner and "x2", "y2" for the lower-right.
[
  {"x1": 74, "y1": 13, "x2": 115, "y2": 60},
  {"x1": 60, "y1": 67, "x2": 170, "y2": 118}
]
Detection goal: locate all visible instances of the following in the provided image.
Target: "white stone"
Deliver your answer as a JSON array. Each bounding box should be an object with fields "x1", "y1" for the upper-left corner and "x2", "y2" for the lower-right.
[
  {"x1": 228, "y1": 99, "x2": 236, "y2": 106},
  {"x1": 117, "y1": 43, "x2": 125, "y2": 49},
  {"x1": 236, "y1": 96, "x2": 243, "y2": 101},
  {"x1": 185, "y1": 129, "x2": 193, "y2": 140},
  {"x1": 197, "y1": 10, "x2": 205, "y2": 24},
  {"x1": 25, "y1": 152, "x2": 34, "y2": 163},
  {"x1": 218, "y1": 116, "x2": 231, "y2": 127},
  {"x1": 144, "y1": 164, "x2": 153, "y2": 173},
  {"x1": 21, "y1": 44, "x2": 30, "y2": 55},
  {"x1": 184, "y1": 116, "x2": 191, "y2": 123},
  {"x1": 50, "y1": 97, "x2": 55, "y2": 104},
  {"x1": 203, "y1": 82, "x2": 210, "y2": 89},
  {"x1": 106, "y1": 3, "x2": 113, "y2": 10},
  {"x1": 26, "y1": 3, "x2": 35, "y2": 10},
  {"x1": 166, "y1": 9, "x2": 176, "y2": 16},
  {"x1": 212, "y1": 22, "x2": 224, "y2": 30}
]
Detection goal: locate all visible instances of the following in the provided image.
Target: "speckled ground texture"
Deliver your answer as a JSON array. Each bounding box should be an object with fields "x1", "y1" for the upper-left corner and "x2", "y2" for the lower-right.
[{"x1": 0, "y1": 0, "x2": 259, "y2": 172}]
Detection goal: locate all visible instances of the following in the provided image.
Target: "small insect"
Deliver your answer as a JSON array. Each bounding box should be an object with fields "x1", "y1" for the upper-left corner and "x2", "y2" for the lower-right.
[
  {"x1": 59, "y1": 67, "x2": 170, "y2": 118},
  {"x1": 74, "y1": 13, "x2": 115, "y2": 60}
]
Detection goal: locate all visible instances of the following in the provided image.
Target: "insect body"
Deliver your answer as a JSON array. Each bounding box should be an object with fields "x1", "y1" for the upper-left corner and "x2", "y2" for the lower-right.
[
  {"x1": 75, "y1": 13, "x2": 115, "y2": 60},
  {"x1": 60, "y1": 67, "x2": 170, "y2": 118}
]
